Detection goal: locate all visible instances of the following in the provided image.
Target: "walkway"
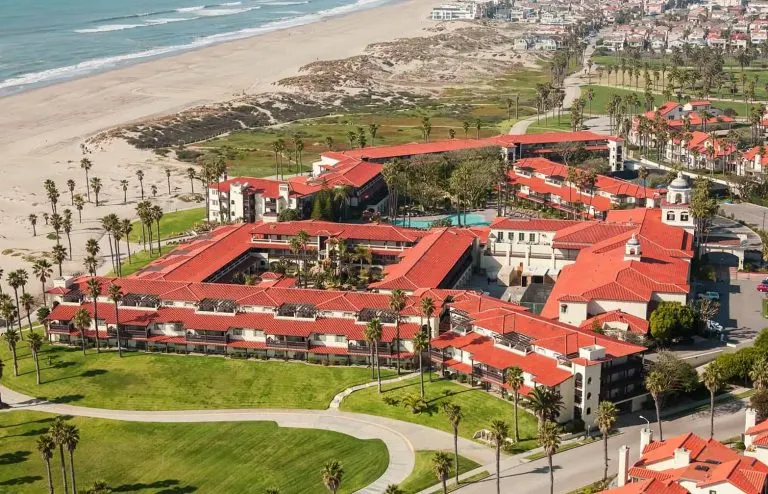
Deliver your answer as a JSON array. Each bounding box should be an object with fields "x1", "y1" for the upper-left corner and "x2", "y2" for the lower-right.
[
  {"x1": 0, "y1": 384, "x2": 497, "y2": 493},
  {"x1": 509, "y1": 40, "x2": 595, "y2": 135}
]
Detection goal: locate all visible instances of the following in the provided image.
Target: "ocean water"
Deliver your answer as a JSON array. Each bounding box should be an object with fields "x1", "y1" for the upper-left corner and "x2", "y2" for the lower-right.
[{"x1": 0, "y1": 0, "x2": 389, "y2": 96}]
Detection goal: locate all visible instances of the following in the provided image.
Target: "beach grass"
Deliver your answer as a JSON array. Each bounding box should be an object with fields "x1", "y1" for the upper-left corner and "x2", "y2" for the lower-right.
[
  {"x1": 0, "y1": 410, "x2": 388, "y2": 494},
  {"x1": 340, "y1": 374, "x2": 538, "y2": 451},
  {"x1": 0, "y1": 341, "x2": 392, "y2": 410},
  {"x1": 399, "y1": 450, "x2": 481, "y2": 493}
]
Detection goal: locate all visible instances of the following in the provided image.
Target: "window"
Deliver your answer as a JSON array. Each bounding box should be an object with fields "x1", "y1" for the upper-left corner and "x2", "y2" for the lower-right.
[
  {"x1": 335, "y1": 335, "x2": 345, "y2": 343},
  {"x1": 497, "y1": 232, "x2": 504, "y2": 242},
  {"x1": 529, "y1": 233, "x2": 536, "y2": 243},
  {"x1": 587, "y1": 377, "x2": 592, "y2": 385},
  {"x1": 586, "y1": 392, "x2": 592, "y2": 400},
  {"x1": 666, "y1": 211, "x2": 675, "y2": 221},
  {"x1": 518, "y1": 232, "x2": 525, "y2": 242},
  {"x1": 586, "y1": 407, "x2": 591, "y2": 415},
  {"x1": 560, "y1": 304, "x2": 568, "y2": 314},
  {"x1": 681, "y1": 212, "x2": 689, "y2": 222},
  {"x1": 231, "y1": 200, "x2": 235, "y2": 205},
  {"x1": 233, "y1": 329, "x2": 243, "y2": 336}
]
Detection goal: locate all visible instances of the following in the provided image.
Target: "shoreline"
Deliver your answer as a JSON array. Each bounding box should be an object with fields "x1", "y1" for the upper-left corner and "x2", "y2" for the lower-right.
[{"x1": 0, "y1": 0, "x2": 438, "y2": 292}]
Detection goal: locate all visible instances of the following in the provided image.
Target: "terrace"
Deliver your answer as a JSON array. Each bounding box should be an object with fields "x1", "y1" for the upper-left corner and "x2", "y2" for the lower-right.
[
  {"x1": 186, "y1": 330, "x2": 229, "y2": 344},
  {"x1": 266, "y1": 336, "x2": 310, "y2": 350}
]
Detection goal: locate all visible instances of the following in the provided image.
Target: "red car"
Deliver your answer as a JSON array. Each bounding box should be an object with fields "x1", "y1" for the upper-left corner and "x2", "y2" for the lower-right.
[{"x1": 758, "y1": 284, "x2": 768, "y2": 293}]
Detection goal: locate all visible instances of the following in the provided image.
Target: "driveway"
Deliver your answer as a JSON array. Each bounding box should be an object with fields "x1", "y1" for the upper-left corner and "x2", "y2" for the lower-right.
[{"x1": 721, "y1": 202, "x2": 768, "y2": 231}]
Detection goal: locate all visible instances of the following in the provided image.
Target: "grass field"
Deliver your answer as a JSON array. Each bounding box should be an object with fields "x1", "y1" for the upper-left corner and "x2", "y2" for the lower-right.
[
  {"x1": 0, "y1": 341, "x2": 392, "y2": 410},
  {"x1": 111, "y1": 244, "x2": 175, "y2": 276},
  {"x1": 399, "y1": 450, "x2": 480, "y2": 493},
  {"x1": 0, "y1": 410, "x2": 388, "y2": 494},
  {"x1": 340, "y1": 375, "x2": 538, "y2": 452},
  {"x1": 127, "y1": 207, "x2": 205, "y2": 243},
  {"x1": 526, "y1": 117, "x2": 573, "y2": 134}
]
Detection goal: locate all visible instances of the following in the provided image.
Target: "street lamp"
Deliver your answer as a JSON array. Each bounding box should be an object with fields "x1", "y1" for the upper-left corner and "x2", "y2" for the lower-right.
[{"x1": 638, "y1": 415, "x2": 650, "y2": 429}]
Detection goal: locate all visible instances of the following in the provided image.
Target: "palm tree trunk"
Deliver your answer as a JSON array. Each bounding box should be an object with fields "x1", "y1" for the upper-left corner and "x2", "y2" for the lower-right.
[
  {"x1": 375, "y1": 341, "x2": 382, "y2": 393},
  {"x1": 156, "y1": 220, "x2": 161, "y2": 254},
  {"x1": 34, "y1": 351, "x2": 40, "y2": 385},
  {"x1": 116, "y1": 303, "x2": 123, "y2": 358},
  {"x1": 59, "y1": 445, "x2": 68, "y2": 494},
  {"x1": 11, "y1": 348, "x2": 18, "y2": 376},
  {"x1": 496, "y1": 445, "x2": 501, "y2": 494},
  {"x1": 419, "y1": 353, "x2": 424, "y2": 399},
  {"x1": 442, "y1": 479, "x2": 447, "y2": 494},
  {"x1": 94, "y1": 303, "x2": 100, "y2": 353},
  {"x1": 514, "y1": 393, "x2": 520, "y2": 442},
  {"x1": 45, "y1": 459, "x2": 54, "y2": 494},
  {"x1": 126, "y1": 236, "x2": 132, "y2": 264},
  {"x1": 548, "y1": 455, "x2": 554, "y2": 494},
  {"x1": 81, "y1": 327, "x2": 86, "y2": 356},
  {"x1": 654, "y1": 396, "x2": 663, "y2": 440},
  {"x1": 454, "y1": 428, "x2": 459, "y2": 485},
  {"x1": 710, "y1": 390, "x2": 715, "y2": 438},
  {"x1": 68, "y1": 450, "x2": 76, "y2": 494},
  {"x1": 603, "y1": 432, "x2": 609, "y2": 481},
  {"x1": 370, "y1": 346, "x2": 375, "y2": 379},
  {"x1": 395, "y1": 321, "x2": 401, "y2": 375},
  {"x1": 13, "y1": 289, "x2": 21, "y2": 330},
  {"x1": 106, "y1": 233, "x2": 115, "y2": 273}
]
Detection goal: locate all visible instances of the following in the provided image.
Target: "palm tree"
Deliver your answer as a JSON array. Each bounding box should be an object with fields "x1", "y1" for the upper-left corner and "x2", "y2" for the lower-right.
[
  {"x1": 73, "y1": 308, "x2": 92, "y2": 356},
  {"x1": 86, "y1": 277, "x2": 102, "y2": 353},
  {"x1": 28, "y1": 332, "x2": 44, "y2": 385},
  {"x1": 73, "y1": 194, "x2": 85, "y2": 222},
  {"x1": 108, "y1": 283, "x2": 124, "y2": 357},
  {"x1": 51, "y1": 244, "x2": 67, "y2": 277},
  {"x1": 442, "y1": 403, "x2": 462, "y2": 485},
  {"x1": 20, "y1": 292, "x2": 35, "y2": 332},
  {"x1": 475, "y1": 119, "x2": 482, "y2": 139},
  {"x1": 703, "y1": 362, "x2": 725, "y2": 438},
  {"x1": 37, "y1": 434, "x2": 56, "y2": 494},
  {"x1": 3, "y1": 327, "x2": 19, "y2": 376},
  {"x1": 165, "y1": 168, "x2": 172, "y2": 195},
  {"x1": 645, "y1": 370, "x2": 666, "y2": 440},
  {"x1": 90, "y1": 177, "x2": 102, "y2": 206},
  {"x1": 151, "y1": 184, "x2": 158, "y2": 198},
  {"x1": 67, "y1": 179, "x2": 76, "y2": 204},
  {"x1": 49, "y1": 417, "x2": 69, "y2": 494},
  {"x1": 488, "y1": 419, "x2": 509, "y2": 494},
  {"x1": 462, "y1": 120, "x2": 470, "y2": 138},
  {"x1": 368, "y1": 123, "x2": 380, "y2": 146},
  {"x1": 325, "y1": 136, "x2": 334, "y2": 151},
  {"x1": 62, "y1": 214, "x2": 73, "y2": 259},
  {"x1": 383, "y1": 485, "x2": 402, "y2": 494},
  {"x1": 81, "y1": 157, "x2": 93, "y2": 202},
  {"x1": 151, "y1": 205, "x2": 164, "y2": 254},
  {"x1": 121, "y1": 219, "x2": 133, "y2": 264},
  {"x1": 120, "y1": 179, "x2": 129, "y2": 204},
  {"x1": 0, "y1": 357, "x2": 4, "y2": 406},
  {"x1": 539, "y1": 420, "x2": 561, "y2": 494},
  {"x1": 7, "y1": 269, "x2": 26, "y2": 330},
  {"x1": 420, "y1": 297, "x2": 435, "y2": 380},
  {"x1": 413, "y1": 328, "x2": 429, "y2": 399},
  {"x1": 136, "y1": 170, "x2": 145, "y2": 200},
  {"x1": 367, "y1": 317, "x2": 383, "y2": 392},
  {"x1": 431, "y1": 451, "x2": 451, "y2": 494},
  {"x1": 596, "y1": 401, "x2": 618, "y2": 481},
  {"x1": 321, "y1": 459, "x2": 343, "y2": 494},
  {"x1": 265, "y1": 488, "x2": 281, "y2": 494},
  {"x1": 526, "y1": 386, "x2": 563, "y2": 429},
  {"x1": 62, "y1": 423, "x2": 80, "y2": 493},
  {"x1": 389, "y1": 289, "x2": 406, "y2": 375},
  {"x1": 751, "y1": 359, "x2": 768, "y2": 390},
  {"x1": 505, "y1": 366, "x2": 524, "y2": 442},
  {"x1": 32, "y1": 259, "x2": 53, "y2": 306},
  {"x1": 29, "y1": 214, "x2": 38, "y2": 236}
]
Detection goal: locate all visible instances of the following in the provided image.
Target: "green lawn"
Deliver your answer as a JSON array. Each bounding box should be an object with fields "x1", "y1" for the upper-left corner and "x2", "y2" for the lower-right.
[
  {"x1": 526, "y1": 117, "x2": 573, "y2": 134},
  {"x1": 585, "y1": 85, "x2": 665, "y2": 115},
  {"x1": 0, "y1": 410, "x2": 388, "y2": 494},
  {"x1": 112, "y1": 244, "x2": 175, "y2": 276},
  {"x1": 0, "y1": 341, "x2": 392, "y2": 410},
  {"x1": 399, "y1": 450, "x2": 480, "y2": 493},
  {"x1": 340, "y1": 375, "x2": 538, "y2": 452},
  {"x1": 127, "y1": 207, "x2": 205, "y2": 243}
]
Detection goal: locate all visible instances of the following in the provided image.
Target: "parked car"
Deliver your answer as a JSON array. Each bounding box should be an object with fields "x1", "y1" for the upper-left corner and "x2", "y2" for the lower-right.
[
  {"x1": 697, "y1": 291, "x2": 720, "y2": 301},
  {"x1": 706, "y1": 319, "x2": 724, "y2": 333},
  {"x1": 757, "y1": 284, "x2": 768, "y2": 293}
]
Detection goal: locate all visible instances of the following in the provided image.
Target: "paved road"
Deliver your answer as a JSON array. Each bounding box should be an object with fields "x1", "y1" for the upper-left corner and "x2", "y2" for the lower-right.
[
  {"x1": 509, "y1": 42, "x2": 595, "y2": 135},
  {"x1": 461, "y1": 397, "x2": 750, "y2": 494},
  {"x1": 722, "y1": 202, "x2": 768, "y2": 231},
  {"x1": 0, "y1": 384, "x2": 497, "y2": 494}
]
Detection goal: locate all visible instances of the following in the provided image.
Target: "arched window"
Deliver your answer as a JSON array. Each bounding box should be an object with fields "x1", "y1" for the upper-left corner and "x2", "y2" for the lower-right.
[
  {"x1": 666, "y1": 211, "x2": 675, "y2": 221},
  {"x1": 675, "y1": 193, "x2": 682, "y2": 203}
]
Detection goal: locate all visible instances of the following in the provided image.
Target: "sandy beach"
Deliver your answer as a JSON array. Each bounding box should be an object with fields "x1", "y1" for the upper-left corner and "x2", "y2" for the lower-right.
[{"x1": 0, "y1": 0, "x2": 437, "y2": 291}]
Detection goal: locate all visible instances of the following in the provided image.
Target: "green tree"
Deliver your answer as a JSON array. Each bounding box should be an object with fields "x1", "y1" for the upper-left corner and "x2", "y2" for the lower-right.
[
  {"x1": 108, "y1": 283, "x2": 124, "y2": 357},
  {"x1": 62, "y1": 423, "x2": 80, "y2": 493},
  {"x1": 90, "y1": 177, "x2": 102, "y2": 206},
  {"x1": 321, "y1": 459, "x2": 343, "y2": 494},
  {"x1": 539, "y1": 420, "x2": 561, "y2": 494},
  {"x1": 20, "y1": 292, "x2": 35, "y2": 332},
  {"x1": 751, "y1": 358, "x2": 768, "y2": 390},
  {"x1": 526, "y1": 386, "x2": 563, "y2": 429},
  {"x1": 29, "y1": 214, "x2": 37, "y2": 236},
  {"x1": 367, "y1": 317, "x2": 383, "y2": 392},
  {"x1": 506, "y1": 366, "x2": 524, "y2": 442},
  {"x1": 645, "y1": 351, "x2": 698, "y2": 440},
  {"x1": 86, "y1": 277, "x2": 102, "y2": 353},
  {"x1": 596, "y1": 401, "x2": 618, "y2": 481},
  {"x1": 81, "y1": 157, "x2": 93, "y2": 202},
  {"x1": 37, "y1": 433, "x2": 56, "y2": 494},
  {"x1": 389, "y1": 289, "x2": 407, "y2": 375},
  {"x1": 751, "y1": 389, "x2": 768, "y2": 421},
  {"x1": 488, "y1": 419, "x2": 509, "y2": 494},
  {"x1": 73, "y1": 308, "x2": 92, "y2": 356},
  {"x1": 28, "y1": 332, "x2": 44, "y2": 385},
  {"x1": 649, "y1": 302, "x2": 696, "y2": 343},
  {"x1": 442, "y1": 402, "x2": 462, "y2": 485},
  {"x1": 702, "y1": 361, "x2": 725, "y2": 438},
  {"x1": 32, "y1": 259, "x2": 53, "y2": 306},
  {"x1": 383, "y1": 485, "x2": 402, "y2": 494},
  {"x1": 49, "y1": 417, "x2": 69, "y2": 494},
  {"x1": 431, "y1": 451, "x2": 451, "y2": 494},
  {"x1": 3, "y1": 327, "x2": 19, "y2": 376},
  {"x1": 413, "y1": 328, "x2": 429, "y2": 398}
]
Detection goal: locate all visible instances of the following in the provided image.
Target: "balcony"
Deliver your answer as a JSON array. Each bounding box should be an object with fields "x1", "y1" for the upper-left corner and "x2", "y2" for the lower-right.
[
  {"x1": 429, "y1": 349, "x2": 445, "y2": 362},
  {"x1": 473, "y1": 366, "x2": 504, "y2": 384},
  {"x1": 108, "y1": 326, "x2": 149, "y2": 339},
  {"x1": 348, "y1": 342, "x2": 373, "y2": 355},
  {"x1": 266, "y1": 337, "x2": 309, "y2": 350},
  {"x1": 185, "y1": 332, "x2": 228, "y2": 344},
  {"x1": 48, "y1": 323, "x2": 72, "y2": 334}
]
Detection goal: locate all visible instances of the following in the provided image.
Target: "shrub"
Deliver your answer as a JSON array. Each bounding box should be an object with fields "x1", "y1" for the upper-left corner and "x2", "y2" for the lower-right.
[
  {"x1": 752, "y1": 389, "x2": 768, "y2": 421},
  {"x1": 457, "y1": 374, "x2": 467, "y2": 383},
  {"x1": 382, "y1": 395, "x2": 399, "y2": 406},
  {"x1": 401, "y1": 393, "x2": 426, "y2": 414},
  {"x1": 175, "y1": 148, "x2": 202, "y2": 162}
]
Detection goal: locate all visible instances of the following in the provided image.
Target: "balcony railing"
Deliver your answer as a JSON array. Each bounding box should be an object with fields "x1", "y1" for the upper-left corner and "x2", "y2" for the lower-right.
[
  {"x1": 429, "y1": 349, "x2": 445, "y2": 362},
  {"x1": 348, "y1": 342, "x2": 372, "y2": 355},
  {"x1": 473, "y1": 366, "x2": 504, "y2": 384},
  {"x1": 186, "y1": 333, "x2": 228, "y2": 344},
  {"x1": 48, "y1": 323, "x2": 72, "y2": 334},
  {"x1": 266, "y1": 338, "x2": 309, "y2": 350},
  {"x1": 107, "y1": 327, "x2": 149, "y2": 338}
]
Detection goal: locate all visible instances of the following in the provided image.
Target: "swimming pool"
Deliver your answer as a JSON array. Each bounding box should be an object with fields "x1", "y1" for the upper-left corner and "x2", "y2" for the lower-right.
[{"x1": 393, "y1": 213, "x2": 491, "y2": 229}]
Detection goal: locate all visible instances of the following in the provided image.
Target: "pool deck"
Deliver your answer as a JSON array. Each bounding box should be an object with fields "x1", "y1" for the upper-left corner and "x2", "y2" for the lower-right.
[{"x1": 394, "y1": 208, "x2": 498, "y2": 228}]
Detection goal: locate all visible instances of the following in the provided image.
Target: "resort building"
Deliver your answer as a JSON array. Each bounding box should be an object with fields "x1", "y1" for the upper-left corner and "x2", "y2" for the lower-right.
[
  {"x1": 604, "y1": 425, "x2": 768, "y2": 494},
  {"x1": 664, "y1": 131, "x2": 737, "y2": 173},
  {"x1": 629, "y1": 101, "x2": 734, "y2": 148},
  {"x1": 737, "y1": 146, "x2": 768, "y2": 180},
  {"x1": 430, "y1": 292, "x2": 648, "y2": 427}
]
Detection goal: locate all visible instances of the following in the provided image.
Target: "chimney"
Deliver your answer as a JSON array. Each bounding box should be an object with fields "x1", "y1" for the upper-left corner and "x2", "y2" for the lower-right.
[
  {"x1": 640, "y1": 427, "x2": 653, "y2": 453},
  {"x1": 747, "y1": 408, "x2": 758, "y2": 434},
  {"x1": 673, "y1": 448, "x2": 690, "y2": 468},
  {"x1": 618, "y1": 445, "x2": 630, "y2": 487}
]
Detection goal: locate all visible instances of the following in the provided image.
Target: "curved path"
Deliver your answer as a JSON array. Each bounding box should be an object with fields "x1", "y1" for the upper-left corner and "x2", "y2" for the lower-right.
[{"x1": 0, "y1": 384, "x2": 497, "y2": 493}]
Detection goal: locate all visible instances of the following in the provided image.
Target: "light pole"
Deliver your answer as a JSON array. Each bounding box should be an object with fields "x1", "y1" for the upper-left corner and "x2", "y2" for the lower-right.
[{"x1": 639, "y1": 415, "x2": 650, "y2": 429}]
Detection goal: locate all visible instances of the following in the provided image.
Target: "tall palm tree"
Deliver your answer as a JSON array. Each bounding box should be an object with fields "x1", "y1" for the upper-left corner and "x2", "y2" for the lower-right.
[
  {"x1": 37, "y1": 434, "x2": 56, "y2": 494},
  {"x1": 186, "y1": 168, "x2": 196, "y2": 194},
  {"x1": 165, "y1": 168, "x2": 172, "y2": 195},
  {"x1": 62, "y1": 423, "x2": 80, "y2": 493},
  {"x1": 20, "y1": 292, "x2": 35, "y2": 332},
  {"x1": 120, "y1": 179, "x2": 129, "y2": 204},
  {"x1": 420, "y1": 297, "x2": 435, "y2": 381},
  {"x1": 7, "y1": 269, "x2": 26, "y2": 330},
  {"x1": 703, "y1": 362, "x2": 725, "y2": 438},
  {"x1": 431, "y1": 451, "x2": 451, "y2": 494},
  {"x1": 108, "y1": 284, "x2": 124, "y2": 357},
  {"x1": 388, "y1": 289, "x2": 406, "y2": 375},
  {"x1": 413, "y1": 328, "x2": 429, "y2": 399},
  {"x1": 81, "y1": 157, "x2": 93, "y2": 202},
  {"x1": 505, "y1": 366, "x2": 524, "y2": 442},
  {"x1": 49, "y1": 417, "x2": 69, "y2": 494},
  {"x1": 28, "y1": 332, "x2": 44, "y2": 385},
  {"x1": 32, "y1": 259, "x2": 53, "y2": 306},
  {"x1": 488, "y1": 419, "x2": 509, "y2": 494},
  {"x1": 3, "y1": 327, "x2": 19, "y2": 376},
  {"x1": 29, "y1": 214, "x2": 38, "y2": 236},
  {"x1": 596, "y1": 401, "x2": 618, "y2": 481},
  {"x1": 526, "y1": 386, "x2": 563, "y2": 429},
  {"x1": 73, "y1": 308, "x2": 92, "y2": 357},
  {"x1": 645, "y1": 370, "x2": 666, "y2": 440},
  {"x1": 51, "y1": 245, "x2": 67, "y2": 277},
  {"x1": 0, "y1": 357, "x2": 4, "y2": 407},
  {"x1": 66, "y1": 179, "x2": 76, "y2": 205},
  {"x1": 367, "y1": 318, "x2": 383, "y2": 392},
  {"x1": 539, "y1": 420, "x2": 561, "y2": 494},
  {"x1": 73, "y1": 194, "x2": 85, "y2": 222},
  {"x1": 136, "y1": 170, "x2": 145, "y2": 200},
  {"x1": 151, "y1": 205, "x2": 164, "y2": 254},
  {"x1": 90, "y1": 177, "x2": 102, "y2": 206},
  {"x1": 321, "y1": 459, "x2": 343, "y2": 494},
  {"x1": 62, "y1": 213, "x2": 73, "y2": 260},
  {"x1": 442, "y1": 403, "x2": 462, "y2": 485},
  {"x1": 121, "y1": 219, "x2": 133, "y2": 264},
  {"x1": 86, "y1": 278, "x2": 101, "y2": 353}
]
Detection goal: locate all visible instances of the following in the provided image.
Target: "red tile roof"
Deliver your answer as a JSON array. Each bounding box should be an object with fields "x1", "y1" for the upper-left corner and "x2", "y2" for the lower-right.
[
  {"x1": 599, "y1": 478, "x2": 687, "y2": 494},
  {"x1": 490, "y1": 218, "x2": 580, "y2": 231},
  {"x1": 250, "y1": 220, "x2": 425, "y2": 243},
  {"x1": 580, "y1": 310, "x2": 649, "y2": 336}
]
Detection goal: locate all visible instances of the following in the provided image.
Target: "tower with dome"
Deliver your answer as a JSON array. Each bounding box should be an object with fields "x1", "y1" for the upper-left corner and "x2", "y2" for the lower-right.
[{"x1": 661, "y1": 172, "x2": 695, "y2": 234}]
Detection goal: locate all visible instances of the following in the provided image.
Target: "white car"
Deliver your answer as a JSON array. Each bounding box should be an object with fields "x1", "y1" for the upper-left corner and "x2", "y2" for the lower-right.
[
  {"x1": 706, "y1": 320, "x2": 724, "y2": 333},
  {"x1": 698, "y1": 291, "x2": 720, "y2": 301}
]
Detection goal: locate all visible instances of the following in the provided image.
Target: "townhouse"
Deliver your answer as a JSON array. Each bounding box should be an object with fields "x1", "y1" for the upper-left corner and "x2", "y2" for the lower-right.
[
  {"x1": 630, "y1": 101, "x2": 733, "y2": 149},
  {"x1": 506, "y1": 157, "x2": 655, "y2": 220},
  {"x1": 430, "y1": 292, "x2": 648, "y2": 427},
  {"x1": 665, "y1": 131, "x2": 737, "y2": 174},
  {"x1": 738, "y1": 146, "x2": 768, "y2": 179},
  {"x1": 604, "y1": 424, "x2": 768, "y2": 494}
]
